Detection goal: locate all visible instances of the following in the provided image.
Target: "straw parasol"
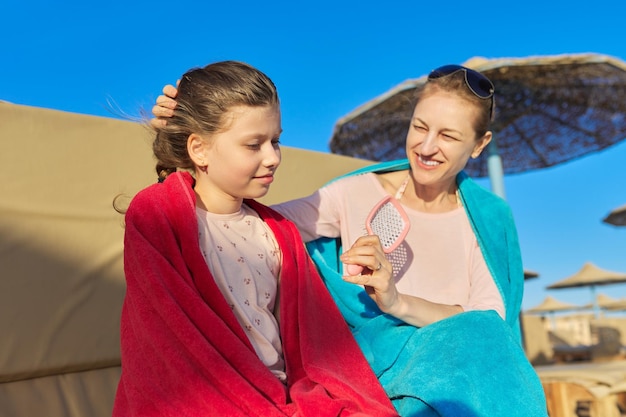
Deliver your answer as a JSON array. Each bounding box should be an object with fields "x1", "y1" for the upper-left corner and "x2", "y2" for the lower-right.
[
  {"x1": 580, "y1": 294, "x2": 626, "y2": 314},
  {"x1": 524, "y1": 270, "x2": 539, "y2": 280},
  {"x1": 526, "y1": 296, "x2": 582, "y2": 328},
  {"x1": 603, "y1": 203, "x2": 626, "y2": 226},
  {"x1": 526, "y1": 296, "x2": 582, "y2": 314},
  {"x1": 329, "y1": 53, "x2": 626, "y2": 198},
  {"x1": 603, "y1": 297, "x2": 626, "y2": 312},
  {"x1": 547, "y1": 262, "x2": 626, "y2": 317}
]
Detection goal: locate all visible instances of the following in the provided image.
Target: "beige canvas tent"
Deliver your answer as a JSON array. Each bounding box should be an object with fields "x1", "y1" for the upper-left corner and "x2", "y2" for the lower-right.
[{"x1": 0, "y1": 102, "x2": 374, "y2": 417}]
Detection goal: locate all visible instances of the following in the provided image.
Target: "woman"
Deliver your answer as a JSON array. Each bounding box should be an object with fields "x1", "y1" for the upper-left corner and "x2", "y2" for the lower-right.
[{"x1": 152, "y1": 64, "x2": 548, "y2": 416}]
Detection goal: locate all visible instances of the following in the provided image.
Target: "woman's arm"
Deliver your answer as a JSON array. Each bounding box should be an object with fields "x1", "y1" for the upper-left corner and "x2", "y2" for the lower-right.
[
  {"x1": 271, "y1": 187, "x2": 342, "y2": 243},
  {"x1": 340, "y1": 235, "x2": 464, "y2": 327}
]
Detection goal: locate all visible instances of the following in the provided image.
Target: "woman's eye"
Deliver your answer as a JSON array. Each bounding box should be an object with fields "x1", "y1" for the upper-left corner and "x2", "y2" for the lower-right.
[{"x1": 246, "y1": 143, "x2": 261, "y2": 150}]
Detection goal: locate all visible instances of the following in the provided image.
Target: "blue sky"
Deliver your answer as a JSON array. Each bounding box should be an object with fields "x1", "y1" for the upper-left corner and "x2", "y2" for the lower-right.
[{"x1": 4, "y1": 0, "x2": 626, "y2": 310}]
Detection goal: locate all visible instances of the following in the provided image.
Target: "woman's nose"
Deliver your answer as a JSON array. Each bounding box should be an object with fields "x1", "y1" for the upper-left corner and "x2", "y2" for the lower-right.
[{"x1": 419, "y1": 133, "x2": 439, "y2": 155}]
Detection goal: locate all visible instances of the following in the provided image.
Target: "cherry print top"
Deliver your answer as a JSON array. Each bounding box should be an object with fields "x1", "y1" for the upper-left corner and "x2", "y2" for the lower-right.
[{"x1": 196, "y1": 203, "x2": 285, "y2": 381}]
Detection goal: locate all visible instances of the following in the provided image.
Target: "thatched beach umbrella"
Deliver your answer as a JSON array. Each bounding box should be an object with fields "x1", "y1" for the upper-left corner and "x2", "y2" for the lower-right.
[
  {"x1": 526, "y1": 296, "x2": 582, "y2": 314},
  {"x1": 526, "y1": 296, "x2": 582, "y2": 328},
  {"x1": 547, "y1": 262, "x2": 626, "y2": 317},
  {"x1": 575, "y1": 293, "x2": 626, "y2": 313},
  {"x1": 603, "y1": 297, "x2": 626, "y2": 312},
  {"x1": 603, "y1": 203, "x2": 626, "y2": 226},
  {"x1": 329, "y1": 53, "x2": 626, "y2": 198},
  {"x1": 524, "y1": 270, "x2": 539, "y2": 280}
]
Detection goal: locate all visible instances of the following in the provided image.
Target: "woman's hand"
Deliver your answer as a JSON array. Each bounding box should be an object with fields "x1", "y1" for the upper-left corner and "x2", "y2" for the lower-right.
[
  {"x1": 340, "y1": 235, "x2": 402, "y2": 315},
  {"x1": 341, "y1": 235, "x2": 464, "y2": 327},
  {"x1": 150, "y1": 84, "x2": 179, "y2": 128}
]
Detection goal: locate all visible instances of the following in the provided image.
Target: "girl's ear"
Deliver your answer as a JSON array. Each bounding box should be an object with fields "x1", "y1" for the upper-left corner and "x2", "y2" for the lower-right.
[
  {"x1": 187, "y1": 133, "x2": 207, "y2": 166},
  {"x1": 471, "y1": 131, "x2": 492, "y2": 159}
]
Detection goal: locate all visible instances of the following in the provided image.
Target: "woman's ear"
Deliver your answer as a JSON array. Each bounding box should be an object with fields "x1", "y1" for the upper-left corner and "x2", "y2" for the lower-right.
[
  {"x1": 471, "y1": 131, "x2": 492, "y2": 159},
  {"x1": 187, "y1": 133, "x2": 207, "y2": 166}
]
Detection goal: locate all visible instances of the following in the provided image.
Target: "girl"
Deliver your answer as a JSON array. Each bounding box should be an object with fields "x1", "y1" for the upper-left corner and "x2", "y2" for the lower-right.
[{"x1": 113, "y1": 61, "x2": 397, "y2": 417}]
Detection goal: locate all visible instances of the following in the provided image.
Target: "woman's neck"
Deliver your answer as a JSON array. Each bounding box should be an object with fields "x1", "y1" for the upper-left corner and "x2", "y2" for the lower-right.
[{"x1": 393, "y1": 172, "x2": 460, "y2": 213}]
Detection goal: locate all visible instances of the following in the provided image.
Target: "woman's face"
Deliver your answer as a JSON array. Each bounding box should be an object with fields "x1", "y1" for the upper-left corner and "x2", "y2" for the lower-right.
[{"x1": 405, "y1": 91, "x2": 491, "y2": 189}]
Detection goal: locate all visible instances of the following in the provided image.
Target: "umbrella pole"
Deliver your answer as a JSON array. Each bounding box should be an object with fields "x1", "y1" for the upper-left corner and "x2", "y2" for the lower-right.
[
  {"x1": 487, "y1": 139, "x2": 506, "y2": 199},
  {"x1": 590, "y1": 285, "x2": 599, "y2": 318}
]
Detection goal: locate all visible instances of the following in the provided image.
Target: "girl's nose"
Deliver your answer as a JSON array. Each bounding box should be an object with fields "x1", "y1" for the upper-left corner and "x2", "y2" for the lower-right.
[{"x1": 263, "y1": 144, "x2": 281, "y2": 167}]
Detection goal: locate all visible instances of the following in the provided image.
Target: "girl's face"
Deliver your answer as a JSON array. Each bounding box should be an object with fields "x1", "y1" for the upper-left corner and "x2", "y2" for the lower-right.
[
  {"x1": 193, "y1": 104, "x2": 282, "y2": 212},
  {"x1": 405, "y1": 91, "x2": 491, "y2": 190}
]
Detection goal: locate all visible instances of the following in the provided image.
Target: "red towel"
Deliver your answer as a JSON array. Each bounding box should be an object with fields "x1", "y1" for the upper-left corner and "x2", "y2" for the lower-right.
[{"x1": 113, "y1": 172, "x2": 397, "y2": 417}]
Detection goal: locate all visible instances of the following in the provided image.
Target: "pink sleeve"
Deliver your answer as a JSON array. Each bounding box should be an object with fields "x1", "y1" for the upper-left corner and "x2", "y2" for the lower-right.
[
  {"x1": 460, "y1": 241, "x2": 506, "y2": 319},
  {"x1": 270, "y1": 187, "x2": 342, "y2": 243},
  {"x1": 271, "y1": 175, "x2": 380, "y2": 246}
]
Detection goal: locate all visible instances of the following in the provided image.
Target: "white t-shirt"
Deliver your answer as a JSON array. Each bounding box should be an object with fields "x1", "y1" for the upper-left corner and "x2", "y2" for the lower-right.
[{"x1": 196, "y1": 204, "x2": 286, "y2": 381}]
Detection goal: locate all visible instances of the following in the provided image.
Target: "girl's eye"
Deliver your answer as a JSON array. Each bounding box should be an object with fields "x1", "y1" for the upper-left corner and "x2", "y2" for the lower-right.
[
  {"x1": 413, "y1": 124, "x2": 427, "y2": 132},
  {"x1": 246, "y1": 138, "x2": 281, "y2": 150}
]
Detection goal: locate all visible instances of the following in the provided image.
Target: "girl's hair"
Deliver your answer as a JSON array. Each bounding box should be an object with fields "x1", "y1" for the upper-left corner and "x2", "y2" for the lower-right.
[
  {"x1": 413, "y1": 71, "x2": 494, "y2": 138},
  {"x1": 153, "y1": 61, "x2": 279, "y2": 182}
]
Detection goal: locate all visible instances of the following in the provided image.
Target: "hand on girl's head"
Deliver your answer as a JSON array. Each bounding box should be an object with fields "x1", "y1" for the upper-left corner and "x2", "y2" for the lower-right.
[
  {"x1": 150, "y1": 84, "x2": 179, "y2": 128},
  {"x1": 163, "y1": 84, "x2": 179, "y2": 101}
]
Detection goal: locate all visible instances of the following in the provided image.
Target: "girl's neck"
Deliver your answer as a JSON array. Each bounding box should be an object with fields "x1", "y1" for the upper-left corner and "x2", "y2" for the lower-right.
[{"x1": 194, "y1": 188, "x2": 243, "y2": 215}]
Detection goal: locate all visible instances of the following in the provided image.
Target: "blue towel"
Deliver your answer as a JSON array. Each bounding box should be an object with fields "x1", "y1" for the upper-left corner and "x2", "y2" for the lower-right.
[{"x1": 306, "y1": 160, "x2": 548, "y2": 417}]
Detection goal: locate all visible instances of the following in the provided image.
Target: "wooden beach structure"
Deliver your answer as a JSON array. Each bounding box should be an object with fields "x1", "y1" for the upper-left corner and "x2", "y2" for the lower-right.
[{"x1": 523, "y1": 305, "x2": 626, "y2": 416}]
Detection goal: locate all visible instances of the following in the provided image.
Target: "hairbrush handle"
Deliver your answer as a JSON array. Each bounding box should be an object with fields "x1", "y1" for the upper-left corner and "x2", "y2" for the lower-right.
[{"x1": 346, "y1": 263, "x2": 364, "y2": 276}]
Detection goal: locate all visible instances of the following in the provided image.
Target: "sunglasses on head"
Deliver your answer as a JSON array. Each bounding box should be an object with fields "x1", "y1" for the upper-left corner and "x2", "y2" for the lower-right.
[
  {"x1": 428, "y1": 64, "x2": 495, "y2": 120},
  {"x1": 428, "y1": 65, "x2": 495, "y2": 99}
]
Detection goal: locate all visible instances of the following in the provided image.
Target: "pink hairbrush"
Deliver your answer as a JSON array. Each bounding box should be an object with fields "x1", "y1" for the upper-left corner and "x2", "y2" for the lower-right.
[{"x1": 346, "y1": 194, "x2": 410, "y2": 275}]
